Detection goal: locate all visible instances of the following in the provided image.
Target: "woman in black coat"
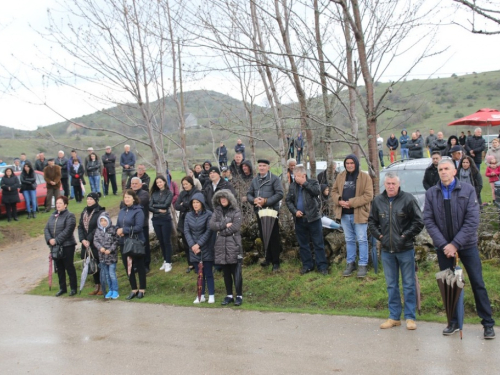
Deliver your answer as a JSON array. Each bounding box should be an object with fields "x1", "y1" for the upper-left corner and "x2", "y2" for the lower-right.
[
  {"x1": 20, "y1": 162, "x2": 38, "y2": 219},
  {"x1": 44, "y1": 196, "x2": 77, "y2": 296},
  {"x1": 78, "y1": 192, "x2": 106, "y2": 295},
  {"x1": 174, "y1": 176, "x2": 199, "y2": 273},
  {"x1": 70, "y1": 158, "x2": 85, "y2": 203},
  {"x1": 1, "y1": 167, "x2": 21, "y2": 221}
]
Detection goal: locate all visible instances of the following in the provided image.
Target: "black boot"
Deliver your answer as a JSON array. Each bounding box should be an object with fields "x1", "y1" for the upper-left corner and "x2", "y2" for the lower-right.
[
  {"x1": 32, "y1": 211, "x2": 37, "y2": 219},
  {"x1": 27, "y1": 212, "x2": 31, "y2": 219}
]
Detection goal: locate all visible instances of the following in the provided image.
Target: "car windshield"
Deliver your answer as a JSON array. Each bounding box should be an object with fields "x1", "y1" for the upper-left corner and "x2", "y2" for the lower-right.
[{"x1": 379, "y1": 169, "x2": 426, "y2": 194}]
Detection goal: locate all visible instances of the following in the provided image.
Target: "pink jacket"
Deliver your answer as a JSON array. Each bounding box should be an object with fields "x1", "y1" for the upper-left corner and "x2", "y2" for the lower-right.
[{"x1": 485, "y1": 165, "x2": 500, "y2": 183}]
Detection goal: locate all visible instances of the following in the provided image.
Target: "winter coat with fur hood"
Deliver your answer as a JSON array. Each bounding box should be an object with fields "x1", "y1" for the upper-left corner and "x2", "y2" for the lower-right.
[{"x1": 93, "y1": 212, "x2": 119, "y2": 265}]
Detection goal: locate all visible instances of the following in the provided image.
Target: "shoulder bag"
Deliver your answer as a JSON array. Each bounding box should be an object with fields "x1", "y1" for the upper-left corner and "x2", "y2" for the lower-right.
[{"x1": 122, "y1": 228, "x2": 145, "y2": 257}]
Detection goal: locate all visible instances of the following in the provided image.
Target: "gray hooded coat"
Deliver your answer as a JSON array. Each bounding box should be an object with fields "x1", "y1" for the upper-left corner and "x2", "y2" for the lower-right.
[
  {"x1": 209, "y1": 190, "x2": 242, "y2": 265},
  {"x1": 93, "y1": 212, "x2": 119, "y2": 265}
]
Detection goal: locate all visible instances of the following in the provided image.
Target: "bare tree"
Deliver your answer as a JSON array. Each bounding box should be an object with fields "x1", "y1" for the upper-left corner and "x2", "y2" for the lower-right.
[{"x1": 453, "y1": 0, "x2": 500, "y2": 34}]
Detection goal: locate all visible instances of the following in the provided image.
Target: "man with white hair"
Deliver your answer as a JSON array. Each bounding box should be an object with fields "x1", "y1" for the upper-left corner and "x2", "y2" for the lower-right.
[
  {"x1": 55, "y1": 151, "x2": 70, "y2": 197},
  {"x1": 120, "y1": 144, "x2": 136, "y2": 192},
  {"x1": 369, "y1": 172, "x2": 423, "y2": 330},
  {"x1": 466, "y1": 127, "x2": 485, "y2": 170}
]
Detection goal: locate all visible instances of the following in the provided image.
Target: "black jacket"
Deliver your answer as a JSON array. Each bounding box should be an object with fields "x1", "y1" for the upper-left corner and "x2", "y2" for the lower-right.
[
  {"x1": 20, "y1": 170, "x2": 37, "y2": 192},
  {"x1": 120, "y1": 189, "x2": 149, "y2": 227},
  {"x1": 78, "y1": 205, "x2": 106, "y2": 259},
  {"x1": 55, "y1": 157, "x2": 69, "y2": 178},
  {"x1": 101, "y1": 152, "x2": 117, "y2": 175},
  {"x1": 203, "y1": 178, "x2": 236, "y2": 211},
  {"x1": 247, "y1": 172, "x2": 284, "y2": 213},
  {"x1": 44, "y1": 209, "x2": 77, "y2": 247},
  {"x1": 286, "y1": 178, "x2": 322, "y2": 223},
  {"x1": 423, "y1": 163, "x2": 439, "y2": 190},
  {"x1": 149, "y1": 189, "x2": 173, "y2": 219},
  {"x1": 407, "y1": 137, "x2": 424, "y2": 158},
  {"x1": 126, "y1": 172, "x2": 150, "y2": 191},
  {"x1": 430, "y1": 139, "x2": 447, "y2": 155},
  {"x1": 465, "y1": 135, "x2": 486, "y2": 164},
  {"x1": 70, "y1": 165, "x2": 86, "y2": 187},
  {"x1": 368, "y1": 189, "x2": 424, "y2": 253},
  {"x1": 1, "y1": 175, "x2": 20, "y2": 204},
  {"x1": 386, "y1": 137, "x2": 399, "y2": 150},
  {"x1": 175, "y1": 187, "x2": 199, "y2": 234}
]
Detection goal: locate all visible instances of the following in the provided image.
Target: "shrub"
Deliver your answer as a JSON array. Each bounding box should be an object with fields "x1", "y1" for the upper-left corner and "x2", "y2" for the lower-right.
[{"x1": 454, "y1": 111, "x2": 464, "y2": 118}]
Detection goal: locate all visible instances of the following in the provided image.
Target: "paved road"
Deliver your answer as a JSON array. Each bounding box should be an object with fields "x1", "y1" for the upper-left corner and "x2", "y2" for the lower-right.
[{"x1": 0, "y1": 234, "x2": 498, "y2": 374}]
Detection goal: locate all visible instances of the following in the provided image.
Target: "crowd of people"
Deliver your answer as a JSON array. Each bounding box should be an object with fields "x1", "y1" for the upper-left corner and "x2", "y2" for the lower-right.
[{"x1": 2, "y1": 134, "x2": 496, "y2": 339}]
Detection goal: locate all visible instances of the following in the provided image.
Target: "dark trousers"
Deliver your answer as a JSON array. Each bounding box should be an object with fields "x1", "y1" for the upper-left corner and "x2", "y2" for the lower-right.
[
  {"x1": 221, "y1": 263, "x2": 242, "y2": 296},
  {"x1": 74, "y1": 184, "x2": 83, "y2": 202},
  {"x1": 46, "y1": 186, "x2": 60, "y2": 211},
  {"x1": 60, "y1": 177, "x2": 70, "y2": 197},
  {"x1": 143, "y1": 226, "x2": 151, "y2": 269},
  {"x1": 198, "y1": 261, "x2": 215, "y2": 295},
  {"x1": 296, "y1": 150, "x2": 303, "y2": 164},
  {"x1": 378, "y1": 150, "x2": 385, "y2": 167},
  {"x1": 295, "y1": 218, "x2": 328, "y2": 271},
  {"x1": 4, "y1": 203, "x2": 18, "y2": 220},
  {"x1": 153, "y1": 219, "x2": 172, "y2": 263},
  {"x1": 437, "y1": 246, "x2": 495, "y2": 327},
  {"x1": 121, "y1": 250, "x2": 146, "y2": 290},
  {"x1": 181, "y1": 233, "x2": 193, "y2": 267},
  {"x1": 257, "y1": 215, "x2": 281, "y2": 265},
  {"x1": 104, "y1": 174, "x2": 117, "y2": 195},
  {"x1": 55, "y1": 245, "x2": 77, "y2": 291}
]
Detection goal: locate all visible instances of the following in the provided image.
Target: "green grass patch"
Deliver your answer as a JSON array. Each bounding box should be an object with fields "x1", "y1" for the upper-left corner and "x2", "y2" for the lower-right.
[{"x1": 29, "y1": 255, "x2": 500, "y2": 323}]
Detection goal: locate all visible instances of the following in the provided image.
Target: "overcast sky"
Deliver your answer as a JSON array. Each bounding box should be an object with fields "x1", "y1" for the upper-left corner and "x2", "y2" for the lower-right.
[{"x1": 1, "y1": 0, "x2": 499, "y2": 131}]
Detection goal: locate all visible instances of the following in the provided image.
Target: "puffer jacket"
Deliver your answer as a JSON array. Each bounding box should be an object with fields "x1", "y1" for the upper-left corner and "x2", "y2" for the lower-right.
[
  {"x1": 368, "y1": 189, "x2": 424, "y2": 253},
  {"x1": 286, "y1": 178, "x2": 322, "y2": 223},
  {"x1": 386, "y1": 136, "x2": 399, "y2": 150},
  {"x1": 203, "y1": 177, "x2": 236, "y2": 211},
  {"x1": 209, "y1": 190, "x2": 242, "y2": 265},
  {"x1": 465, "y1": 135, "x2": 486, "y2": 164},
  {"x1": 423, "y1": 179, "x2": 479, "y2": 250},
  {"x1": 174, "y1": 187, "x2": 199, "y2": 234},
  {"x1": 116, "y1": 204, "x2": 145, "y2": 246},
  {"x1": 184, "y1": 192, "x2": 214, "y2": 262},
  {"x1": 149, "y1": 189, "x2": 173, "y2": 219},
  {"x1": 93, "y1": 212, "x2": 118, "y2": 265},
  {"x1": 246, "y1": 172, "x2": 284, "y2": 213},
  {"x1": 44, "y1": 209, "x2": 77, "y2": 247},
  {"x1": 78, "y1": 204, "x2": 106, "y2": 259},
  {"x1": 86, "y1": 159, "x2": 101, "y2": 177},
  {"x1": 407, "y1": 137, "x2": 424, "y2": 158},
  {"x1": 1, "y1": 174, "x2": 20, "y2": 204}
]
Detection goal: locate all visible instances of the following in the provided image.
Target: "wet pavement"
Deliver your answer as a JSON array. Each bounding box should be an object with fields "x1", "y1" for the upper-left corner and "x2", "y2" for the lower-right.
[{"x1": 0, "y1": 293, "x2": 498, "y2": 375}]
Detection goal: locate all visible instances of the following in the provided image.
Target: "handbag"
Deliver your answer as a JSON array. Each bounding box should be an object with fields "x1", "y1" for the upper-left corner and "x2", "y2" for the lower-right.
[
  {"x1": 122, "y1": 228, "x2": 145, "y2": 257},
  {"x1": 50, "y1": 244, "x2": 64, "y2": 260},
  {"x1": 85, "y1": 247, "x2": 99, "y2": 275}
]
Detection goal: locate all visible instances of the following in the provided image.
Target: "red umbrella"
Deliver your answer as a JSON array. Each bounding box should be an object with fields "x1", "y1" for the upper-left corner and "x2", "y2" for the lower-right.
[{"x1": 448, "y1": 108, "x2": 500, "y2": 127}]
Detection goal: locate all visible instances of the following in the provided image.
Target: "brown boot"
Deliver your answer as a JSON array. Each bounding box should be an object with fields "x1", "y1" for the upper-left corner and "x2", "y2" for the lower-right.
[{"x1": 89, "y1": 284, "x2": 100, "y2": 296}]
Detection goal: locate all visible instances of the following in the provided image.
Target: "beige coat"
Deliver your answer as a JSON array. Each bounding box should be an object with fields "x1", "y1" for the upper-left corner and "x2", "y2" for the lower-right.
[{"x1": 331, "y1": 170, "x2": 373, "y2": 223}]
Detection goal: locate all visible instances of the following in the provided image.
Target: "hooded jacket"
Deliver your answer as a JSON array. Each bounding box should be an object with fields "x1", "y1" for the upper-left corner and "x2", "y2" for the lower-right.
[
  {"x1": 209, "y1": 190, "x2": 242, "y2": 265},
  {"x1": 369, "y1": 189, "x2": 424, "y2": 253},
  {"x1": 78, "y1": 204, "x2": 106, "y2": 259},
  {"x1": 331, "y1": 154, "x2": 373, "y2": 223},
  {"x1": 399, "y1": 130, "x2": 409, "y2": 149},
  {"x1": 184, "y1": 192, "x2": 214, "y2": 262},
  {"x1": 93, "y1": 212, "x2": 119, "y2": 265},
  {"x1": 229, "y1": 159, "x2": 244, "y2": 177},
  {"x1": 486, "y1": 144, "x2": 500, "y2": 165}
]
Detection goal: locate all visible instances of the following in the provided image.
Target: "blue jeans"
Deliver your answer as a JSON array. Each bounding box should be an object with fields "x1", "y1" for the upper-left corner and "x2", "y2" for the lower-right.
[
  {"x1": 378, "y1": 150, "x2": 385, "y2": 167},
  {"x1": 437, "y1": 246, "x2": 494, "y2": 327},
  {"x1": 153, "y1": 218, "x2": 173, "y2": 263},
  {"x1": 22, "y1": 190, "x2": 37, "y2": 213},
  {"x1": 89, "y1": 175, "x2": 101, "y2": 193},
  {"x1": 401, "y1": 148, "x2": 409, "y2": 160},
  {"x1": 101, "y1": 263, "x2": 118, "y2": 292},
  {"x1": 296, "y1": 218, "x2": 328, "y2": 271},
  {"x1": 381, "y1": 249, "x2": 416, "y2": 320},
  {"x1": 341, "y1": 214, "x2": 368, "y2": 266}
]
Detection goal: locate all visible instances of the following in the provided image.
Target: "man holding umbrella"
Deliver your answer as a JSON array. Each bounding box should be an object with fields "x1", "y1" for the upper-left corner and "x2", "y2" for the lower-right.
[
  {"x1": 369, "y1": 172, "x2": 424, "y2": 330},
  {"x1": 424, "y1": 159, "x2": 495, "y2": 339},
  {"x1": 247, "y1": 159, "x2": 284, "y2": 271}
]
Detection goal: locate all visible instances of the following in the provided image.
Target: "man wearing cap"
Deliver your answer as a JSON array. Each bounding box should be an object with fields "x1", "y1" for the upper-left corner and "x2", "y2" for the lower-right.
[
  {"x1": 203, "y1": 166, "x2": 236, "y2": 211},
  {"x1": 120, "y1": 145, "x2": 136, "y2": 191},
  {"x1": 43, "y1": 158, "x2": 61, "y2": 212},
  {"x1": 35, "y1": 152, "x2": 48, "y2": 172},
  {"x1": 12, "y1": 158, "x2": 22, "y2": 172},
  {"x1": 247, "y1": 159, "x2": 284, "y2": 271},
  {"x1": 450, "y1": 145, "x2": 463, "y2": 169},
  {"x1": 101, "y1": 146, "x2": 117, "y2": 195},
  {"x1": 55, "y1": 151, "x2": 70, "y2": 197}
]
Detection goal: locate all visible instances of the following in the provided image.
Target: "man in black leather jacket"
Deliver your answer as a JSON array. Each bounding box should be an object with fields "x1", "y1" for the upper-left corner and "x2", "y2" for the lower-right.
[
  {"x1": 423, "y1": 151, "x2": 441, "y2": 190},
  {"x1": 368, "y1": 171, "x2": 424, "y2": 331},
  {"x1": 286, "y1": 166, "x2": 328, "y2": 275}
]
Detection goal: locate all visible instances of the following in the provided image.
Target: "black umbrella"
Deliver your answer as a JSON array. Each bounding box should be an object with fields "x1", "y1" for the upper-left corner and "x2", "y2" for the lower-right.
[
  {"x1": 258, "y1": 208, "x2": 278, "y2": 259},
  {"x1": 234, "y1": 245, "x2": 243, "y2": 295}
]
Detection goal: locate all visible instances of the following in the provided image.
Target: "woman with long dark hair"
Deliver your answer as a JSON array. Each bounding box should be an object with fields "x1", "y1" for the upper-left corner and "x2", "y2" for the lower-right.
[
  {"x1": 44, "y1": 196, "x2": 77, "y2": 296},
  {"x1": 458, "y1": 155, "x2": 483, "y2": 202},
  {"x1": 20, "y1": 162, "x2": 37, "y2": 219},
  {"x1": 117, "y1": 189, "x2": 146, "y2": 300},
  {"x1": 175, "y1": 176, "x2": 199, "y2": 273},
  {"x1": 1, "y1": 167, "x2": 20, "y2": 221},
  {"x1": 86, "y1": 152, "x2": 101, "y2": 193},
  {"x1": 149, "y1": 175, "x2": 174, "y2": 272},
  {"x1": 70, "y1": 158, "x2": 85, "y2": 203}
]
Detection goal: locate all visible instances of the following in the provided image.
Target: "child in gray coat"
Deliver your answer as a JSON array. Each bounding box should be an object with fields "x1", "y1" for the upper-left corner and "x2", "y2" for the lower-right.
[{"x1": 93, "y1": 213, "x2": 119, "y2": 299}]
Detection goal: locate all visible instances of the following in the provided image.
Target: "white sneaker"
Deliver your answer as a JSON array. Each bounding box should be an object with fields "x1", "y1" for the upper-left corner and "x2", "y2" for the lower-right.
[
  {"x1": 208, "y1": 295, "x2": 215, "y2": 304},
  {"x1": 164, "y1": 263, "x2": 172, "y2": 273},
  {"x1": 193, "y1": 295, "x2": 206, "y2": 304},
  {"x1": 159, "y1": 261, "x2": 167, "y2": 271}
]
